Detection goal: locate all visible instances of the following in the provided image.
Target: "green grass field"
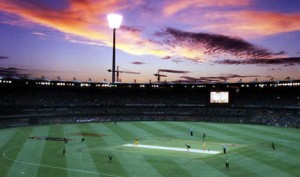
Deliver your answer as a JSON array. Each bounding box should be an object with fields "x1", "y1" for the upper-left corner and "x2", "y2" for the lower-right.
[{"x1": 0, "y1": 121, "x2": 299, "y2": 177}]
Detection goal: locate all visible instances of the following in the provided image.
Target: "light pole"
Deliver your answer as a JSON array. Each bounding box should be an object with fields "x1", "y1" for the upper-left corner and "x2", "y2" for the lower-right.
[{"x1": 107, "y1": 13, "x2": 122, "y2": 83}]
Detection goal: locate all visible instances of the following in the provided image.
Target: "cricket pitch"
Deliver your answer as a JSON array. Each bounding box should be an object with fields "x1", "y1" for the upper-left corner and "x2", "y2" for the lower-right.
[{"x1": 122, "y1": 144, "x2": 220, "y2": 154}]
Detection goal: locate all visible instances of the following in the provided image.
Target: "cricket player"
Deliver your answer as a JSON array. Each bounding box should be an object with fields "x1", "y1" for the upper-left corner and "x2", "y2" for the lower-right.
[
  {"x1": 272, "y1": 142, "x2": 275, "y2": 150},
  {"x1": 185, "y1": 143, "x2": 191, "y2": 151},
  {"x1": 62, "y1": 147, "x2": 66, "y2": 156},
  {"x1": 203, "y1": 141, "x2": 206, "y2": 150},
  {"x1": 109, "y1": 153, "x2": 112, "y2": 162},
  {"x1": 134, "y1": 137, "x2": 139, "y2": 146},
  {"x1": 225, "y1": 158, "x2": 229, "y2": 170}
]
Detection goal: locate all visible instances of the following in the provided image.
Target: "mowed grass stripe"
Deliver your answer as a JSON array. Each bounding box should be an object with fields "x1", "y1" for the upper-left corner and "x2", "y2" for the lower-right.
[
  {"x1": 62, "y1": 124, "x2": 100, "y2": 177},
  {"x1": 160, "y1": 122, "x2": 295, "y2": 176},
  {"x1": 180, "y1": 122, "x2": 266, "y2": 176},
  {"x1": 165, "y1": 122, "x2": 230, "y2": 143},
  {"x1": 165, "y1": 121, "x2": 245, "y2": 154},
  {"x1": 0, "y1": 128, "x2": 18, "y2": 148},
  {"x1": 213, "y1": 123, "x2": 300, "y2": 152},
  {"x1": 233, "y1": 153, "x2": 293, "y2": 177},
  {"x1": 200, "y1": 145, "x2": 263, "y2": 177},
  {"x1": 90, "y1": 123, "x2": 134, "y2": 176},
  {"x1": 159, "y1": 122, "x2": 199, "y2": 139},
  {"x1": 275, "y1": 142, "x2": 300, "y2": 160},
  {"x1": 89, "y1": 123, "x2": 125, "y2": 146},
  {"x1": 235, "y1": 148, "x2": 291, "y2": 177},
  {"x1": 185, "y1": 122, "x2": 255, "y2": 144},
  {"x1": 137, "y1": 122, "x2": 208, "y2": 149},
  {"x1": 80, "y1": 123, "x2": 126, "y2": 176},
  {"x1": 231, "y1": 124, "x2": 300, "y2": 151},
  {"x1": 117, "y1": 122, "x2": 158, "y2": 139},
  {"x1": 247, "y1": 148, "x2": 300, "y2": 176},
  {"x1": 6, "y1": 126, "x2": 49, "y2": 177},
  {"x1": 117, "y1": 153, "x2": 163, "y2": 177},
  {"x1": 238, "y1": 124, "x2": 300, "y2": 140},
  {"x1": 0, "y1": 127, "x2": 33, "y2": 177},
  {"x1": 224, "y1": 156, "x2": 264, "y2": 177},
  {"x1": 135, "y1": 122, "x2": 172, "y2": 137},
  {"x1": 145, "y1": 156, "x2": 193, "y2": 177},
  {"x1": 0, "y1": 128, "x2": 18, "y2": 176},
  {"x1": 226, "y1": 124, "x2": 300, "y2": 143},
  {"x1": 140, "y1": 122, "x2": 186, "y2": 139},
  {"x1": 37, "y1": 125, "x2": 68, "y2": 177},
  {"x1": 94, "y1": 123, "x2": 165, "y2": 177},
  {"x1": 173, "y1": 158, "x2": 228, "y2": 177},
  {"x1": 76, "y1": 123, "x2": 109, "y2": 174},
  {"x1": 199, "y1": 123, "x2": 299, "y2": 176},
  {"x1": 103, "y1": 122, "x2": 135, "y2": 142},
  {"x1": 196, "y1": 122, "x2": 277, "y2": 148}
]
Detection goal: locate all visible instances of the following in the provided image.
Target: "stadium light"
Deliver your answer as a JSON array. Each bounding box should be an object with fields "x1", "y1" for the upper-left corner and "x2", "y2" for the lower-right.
[{"x1": 107, "y1": 13, "x2": 122, "y2": 83}]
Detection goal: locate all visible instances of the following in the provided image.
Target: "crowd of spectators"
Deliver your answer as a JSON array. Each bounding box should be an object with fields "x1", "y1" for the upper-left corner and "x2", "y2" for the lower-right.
[
  {"x1": 0, "y1": 87, "x2": 207, "y2": 106},
  {"x1": 232, "y1": 87, "x2": 299, "y2": 108},
  {"x1": 0, "y1": 86, "x2": 299, "y2": 128}
]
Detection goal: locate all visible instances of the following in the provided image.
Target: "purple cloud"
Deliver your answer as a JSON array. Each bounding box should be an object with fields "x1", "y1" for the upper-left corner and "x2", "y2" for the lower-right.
[
  {"x1": 132, "y1": 61, "x2": 146, "y2": 65},
  {"x1": 0, "y1": 56, "x2": 9, "y2": 60},
  {"x1": 159, "y1": 69, "x2": 190, "y2": 74},
  {"x1": 0, "y1": 67, "x2": 31, "y2": 78},
  {"x1": 179, "y1": 74, "x2": 261, "y2": 83},
  {"x1": 215, "y1": 57, "x2": 300, "y2": 66},
  {"x1": 155, "y1": 27, "x2": 273, "y2": 60},
  {"x1": 121, "y1": 25, "x2": 145, "y2": 34}
]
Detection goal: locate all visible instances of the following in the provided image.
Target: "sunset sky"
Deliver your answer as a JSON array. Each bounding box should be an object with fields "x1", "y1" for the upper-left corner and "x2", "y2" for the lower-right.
[{"x1": 0, "y1": 0, "x2": 300, "y2": 83}]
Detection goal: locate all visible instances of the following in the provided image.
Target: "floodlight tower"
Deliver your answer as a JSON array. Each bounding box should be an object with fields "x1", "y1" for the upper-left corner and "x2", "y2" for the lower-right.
[{"x1": 107, "y1": 13, "x2": 123, "y2": 83}]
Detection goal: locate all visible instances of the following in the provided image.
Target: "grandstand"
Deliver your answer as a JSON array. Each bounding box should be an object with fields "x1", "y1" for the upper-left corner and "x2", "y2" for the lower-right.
[{"x1": 0, "y1": 78, "x2": 299, "y2": 128}]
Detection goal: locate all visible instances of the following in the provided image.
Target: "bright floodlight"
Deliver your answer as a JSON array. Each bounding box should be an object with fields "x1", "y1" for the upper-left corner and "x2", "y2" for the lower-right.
[{"x1": 107, "y1": 14, "x2": 123, "y2": 29}]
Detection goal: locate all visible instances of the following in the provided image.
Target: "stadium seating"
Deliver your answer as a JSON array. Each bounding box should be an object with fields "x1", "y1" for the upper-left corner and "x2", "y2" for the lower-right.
[{"x1": 0, "y1": 82, "x2": 299, "y2": 128}]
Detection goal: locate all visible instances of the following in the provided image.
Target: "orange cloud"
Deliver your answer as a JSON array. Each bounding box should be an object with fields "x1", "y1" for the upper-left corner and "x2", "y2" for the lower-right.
[
  {"x1": 163, "y1": 0, "x2": 251, "y2": 16},
  {"x1": 117, "y1": 27, "x2": 208, "y2": 61},
  {"x1": 199, "y1": 11, "x2": 300, "y2": 38},
  {"x1": 0, "y1": 0, "x2": 134, "y2": 43},
  {"x1": 0, "y1": 0, "x2": 167, "y2": 58}
]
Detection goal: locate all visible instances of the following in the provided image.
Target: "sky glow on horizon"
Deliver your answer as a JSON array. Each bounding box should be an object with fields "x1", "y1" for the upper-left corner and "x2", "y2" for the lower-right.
[{"x1": 0, "y1": 0, "x2": 299, "y2": 83}]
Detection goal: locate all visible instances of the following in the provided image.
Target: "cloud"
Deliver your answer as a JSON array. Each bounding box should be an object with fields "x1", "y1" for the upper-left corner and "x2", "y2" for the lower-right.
[
  {"x1": 1, "y1": 0, "x2": 298, "y2": 65},
  {"x1": 163, "y1": 0, "x2": 250, "y2": 16},
  {"x1": 139, "y1": 0, "x2": 159, "y2": 14},
  {"x1": 0, "y1": 0, "x2": 164, "y2": 61},
  {"x1": 155, "y1": 27, "x2": 273, "y2": 60},
  {"x1": 121, "y1": 25, "x2": 145, "y2": 35},
  {"x1": 222, "y1": 74, "x2": 260, "y2": 78},
  {"x1": 0, "y1": 0, "x2": 126, "y2": 44},
  {"x1": 0, "y1": 0, "x2": 166, "y2": 62},
  {"x1": 179, "y1": 74, "x2": 261, "y2": 82},
  {"x1": 198, "y1": 11, "x2": 300, "y2": 38},
  {"x1": 0, "y1": 56, "x2": 9, "y2": 60},
  {"x1": 0, "y1": 67, "x2": 31, "y2": 78},
  {"x1": 273, "y1": 51, "x2": 286, "y2": 56},
  {"x1": 179, "y1": 76, "x2": 224, "y2": 82},
  {"x1": 215, "y1": 57, "x2": 300, "y2": 66},
  {"x1": 32, "y1": 31, "x2": 46, "y2": 36},
  {"x1": 0, "y1": 0, "x2": 262, "y2": 62},
  {"x1": 132, "y1": 61, "x2": 146, "y2": 65},
  {"x1": 159, "y1": 69, "x2": 190, "y2": 74},
  {"x1": 64, "y1": 34, "x2": 105, "y2": 47}
]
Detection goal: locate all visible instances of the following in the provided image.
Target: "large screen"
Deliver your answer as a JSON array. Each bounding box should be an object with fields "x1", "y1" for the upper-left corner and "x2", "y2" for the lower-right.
[{"x1": 210, "y1": 91, "x2": 229, "y2": 104}]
